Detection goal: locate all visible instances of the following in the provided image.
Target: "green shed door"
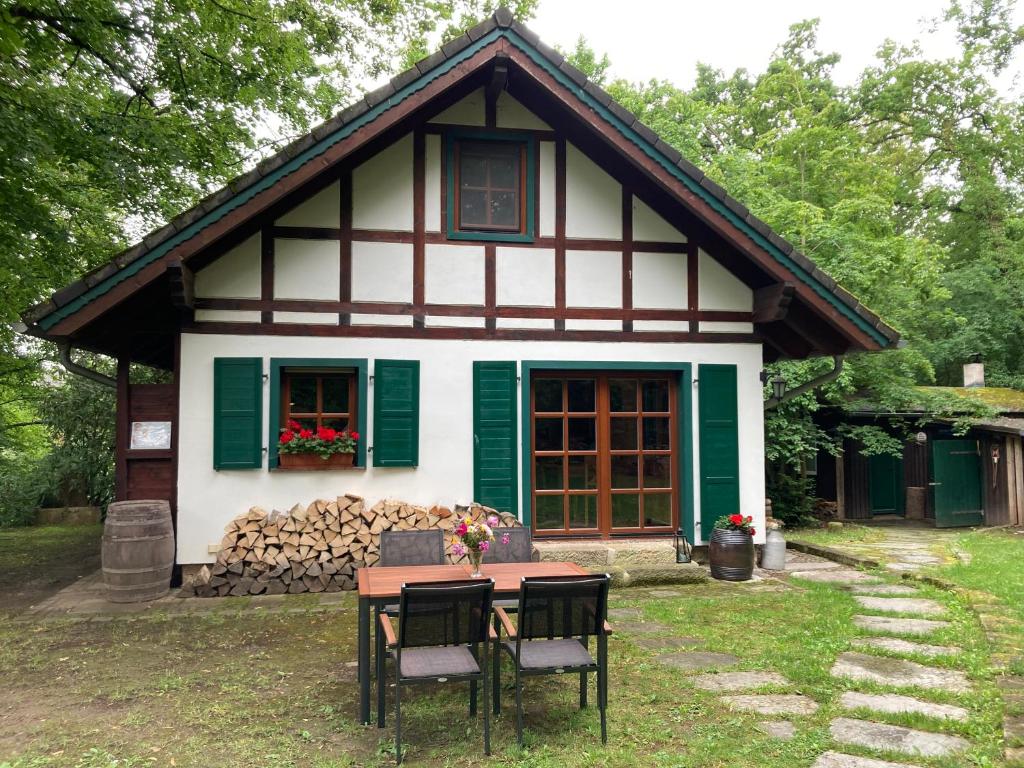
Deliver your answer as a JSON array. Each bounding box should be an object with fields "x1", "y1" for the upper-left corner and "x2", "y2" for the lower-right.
[
  {"x1": 372, "y1": 360, "x2": 419, "y2": 467},
  {"x1": 213, "y1": 357, "x2": 263, "y2": 470},
  {"x1": 473, "y1": 362, "x2": 518, "y2": 514},
  {"x1": 698, "y1": 364, "x2": 739, "y2": 539},
  {"x1": 869, "y1": 453, "x2": 903, "y2": 515},
  {"x1": 931, "y1": 438, "x2": 984, "y2": 528}
]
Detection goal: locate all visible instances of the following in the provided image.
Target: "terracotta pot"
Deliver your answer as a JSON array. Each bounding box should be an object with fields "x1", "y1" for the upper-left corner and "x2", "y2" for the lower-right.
[
  {"x1": 708, "y1": 527, "x2": 755, "y2": 581},
  {"x1": 278, "y1": 452, "x2": 355, "y2": 470}
]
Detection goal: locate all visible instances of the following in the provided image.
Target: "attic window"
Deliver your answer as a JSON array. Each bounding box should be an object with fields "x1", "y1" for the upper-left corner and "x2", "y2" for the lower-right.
[{"x1": 446, "y1": 131, "x2": 535, "y2": 243}]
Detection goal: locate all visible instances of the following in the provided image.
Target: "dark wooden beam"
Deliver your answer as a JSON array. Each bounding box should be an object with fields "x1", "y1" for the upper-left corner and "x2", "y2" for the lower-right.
[
  {"x1": 485, "y1": 58, "x2": 509, "y2": 127},
  {"x1": 752, "y1": 282, "x2": 795, "y2": 323},
  {"x1": 166, "y1": 260, "x2": 194, "y2": 315}
]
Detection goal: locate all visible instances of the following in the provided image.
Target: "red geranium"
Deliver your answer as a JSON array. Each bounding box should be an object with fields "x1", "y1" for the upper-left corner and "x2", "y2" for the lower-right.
[
  {"x1": 729, "y1": 513, "x2": 744, "y2": 526},
  {"x1": 316, "y1": 426, "x2": 337, "y2": 441},
  {"x1": 299, "y1": 429, "x2": 313, "y2": 439},
  {"x1": 279, "y1": 430, "x2": 294, "y2": 444},
  {"x1": 350, "y1": 431, "x2": 360, "y2": 440},
  {"x1": 716, "y1": 513, "x2": 756, "y2": 536},
  {"x1": 287, "y1": 419, "x2": 302, "y2": 431}
]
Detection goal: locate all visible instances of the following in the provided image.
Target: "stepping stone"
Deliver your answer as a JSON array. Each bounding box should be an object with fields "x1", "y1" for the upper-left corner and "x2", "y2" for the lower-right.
[
  {"x1": 849, "y1": 585, "x2": 921, "y2": 596},
  {"x1": 647, "y1": 589, "x2": 683, "y2": 598},
  {"x1": 1007, "y1": 716, "x2": 1024, "y2": 743},
  {"x1": 756, "y1": 720, "x2": 796, "y2": 740},
  {"x1": 691, "y1": 670, "x2": 788, "y2": 691},
  {"x1": 632, "y1": 636, "x2": 702, "y2": 650},
  {"x1": 722, "y1": 694, "x2": 819, "y2": 716},
  {"x1": 839, "y1": 692, "x2": 968, "y2": 721},
  {"x1": 886, "y1": 563, "x2": 922, "y2": 572},
  {"x1": 851, "y1": 637, "x2": 960, "y2": 659},
  {"x1": 607, "y1": 607, "x2": 643, "y2": 620},
  {"x1": 812, "y1": 751, "x2": 925, "y2": 768},
  {"x1": 831, "y1": 652, "x2": 970, "y2": 692},
  {"x1": 656, "y1": 651, "x2": 738, "y2": 670},
  {"x1": 853, "y1": 596, "x2": 947, "y2": 617},
  {"x1": 853, "y1": 615, "x2": 951, "y2": 637},
  {"x1": 829, "y1": 717, "x2": 969, "y2": 757},
  {"x1": 791, "y1": 569, "x2": 882, "y2": 584},
  {"x1": 783, "y1": 560, "x2": 840, "y2": 571},
  {"x1": 614, "y1": 621, "x2": 672, "y2": 634}
]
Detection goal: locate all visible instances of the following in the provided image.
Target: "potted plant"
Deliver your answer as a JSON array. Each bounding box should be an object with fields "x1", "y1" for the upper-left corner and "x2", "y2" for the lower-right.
[
  {"x1": 451, "y1": 513, "x2": 511, "y2": 577},
  {"x1": 277, "y1": 420, "x2": 359, "y2": 469},
  {"x1": 708, "y1": 513, "x2": 756, "y2": 581}
]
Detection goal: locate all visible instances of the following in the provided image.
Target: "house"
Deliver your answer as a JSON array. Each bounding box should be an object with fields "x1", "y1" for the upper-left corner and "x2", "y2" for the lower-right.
[
  {"x1": 812, "y1": 360, "x2": 1024, "y2": 528},
  {"x1": 20, "y1": 11, "x2": 897, "y2": 574}
]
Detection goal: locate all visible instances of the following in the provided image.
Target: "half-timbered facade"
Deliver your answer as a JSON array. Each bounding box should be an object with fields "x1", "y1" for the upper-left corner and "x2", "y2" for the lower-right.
[{"x1": 22, "y1": 11, "x2": 898, "y2": 568}]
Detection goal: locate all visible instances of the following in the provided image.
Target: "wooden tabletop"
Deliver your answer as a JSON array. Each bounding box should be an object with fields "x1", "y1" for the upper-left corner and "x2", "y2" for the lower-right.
[{"x1": 357, "y1": 561, "x2": 589, "y2": 598}]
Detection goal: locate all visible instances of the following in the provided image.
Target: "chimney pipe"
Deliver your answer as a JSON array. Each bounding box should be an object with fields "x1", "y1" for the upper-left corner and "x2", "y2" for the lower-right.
[{"x1": 963, "y1": 353, "x2": 985, "y2": 388}]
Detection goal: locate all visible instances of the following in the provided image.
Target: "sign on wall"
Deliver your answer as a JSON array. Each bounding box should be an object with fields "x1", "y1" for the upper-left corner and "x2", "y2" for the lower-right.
[{"x1": 130, "y1": 421, "x2": 172, "y2": 450}]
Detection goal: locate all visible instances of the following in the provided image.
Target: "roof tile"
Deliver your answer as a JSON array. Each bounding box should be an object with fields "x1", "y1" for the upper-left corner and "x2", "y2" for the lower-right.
[
  {"x1": 415, "y1": 48, "x2": 448, "y2": 75},
  {"x1": 23, "y1": 300, "x2": 57, "y2": 324},
  {"x1": 441, "y1": 33, "x2": 472, "y2": 59},
  {"x1": 363, "y1": 80, "x2": 397, "y2": 109},
  {"x1": 654, "y1": 138, "x2": 682, "y2": 165},
  {"x1": 51, "y1": 282, "x2": 88, "y2": 308},
  {"x1": 630, "y1": 119, "x2": 660, "y2": 147},
  {"x1": 466, "y1": 15, "x2": 498, "y2": 41},
  {"x1": 583, "y1": 80, "x2": 612, "y2": 106},
  {"x1": 388, "y1": 64, "x2": 422, "y2": 93},
  {"x1": 604, "y1": 97, "x2": 637, "y2": 128},
  {"x1": 675, "y1": 157, "x2": 705, "y2": 184},
  {"x1": 699, "y1": 175, "x2": 728, "y2": 203},
  {"x1": 83, "y1": 263, "x2": 119, "y2": 288},
  {"x1": 766, "y1": 230, "x2": 794, "y2": 255},
  {"x1": 493, "y1": 8, "x2": 513, "y2": 27},
  {"x1": 558, "y1": 60, "x2": 589, "y2": 88}
]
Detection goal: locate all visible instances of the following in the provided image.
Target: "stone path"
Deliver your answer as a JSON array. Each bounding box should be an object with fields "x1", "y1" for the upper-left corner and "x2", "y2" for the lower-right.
[{"x1": 613, "y1": 550, "x2": 983, "y2": 766}]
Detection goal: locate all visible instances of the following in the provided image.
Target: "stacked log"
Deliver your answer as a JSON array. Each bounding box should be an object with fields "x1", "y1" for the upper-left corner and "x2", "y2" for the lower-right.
[{"x1": 186, "y1": 496, "x2": 519, "y2": 597}]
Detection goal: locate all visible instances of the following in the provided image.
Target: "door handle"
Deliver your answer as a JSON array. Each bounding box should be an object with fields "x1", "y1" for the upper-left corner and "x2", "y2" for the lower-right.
[{"x1": 928, "y1": 482, "x2": 941, "y2": 486}]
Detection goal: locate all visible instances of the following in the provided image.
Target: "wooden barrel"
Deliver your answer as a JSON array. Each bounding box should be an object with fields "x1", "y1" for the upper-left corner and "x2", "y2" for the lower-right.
[
  {"x1": 708, "y1": 527, "x2": 755, "y2": 581},
  {"x1": 102, "y1": 500, "x2": 175, "y2": 603}
]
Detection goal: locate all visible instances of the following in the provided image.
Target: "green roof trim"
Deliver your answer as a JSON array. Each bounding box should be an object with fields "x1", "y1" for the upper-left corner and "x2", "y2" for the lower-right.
[{"x1": 35, "y1": 23, "x2": 891, "y2": 348}]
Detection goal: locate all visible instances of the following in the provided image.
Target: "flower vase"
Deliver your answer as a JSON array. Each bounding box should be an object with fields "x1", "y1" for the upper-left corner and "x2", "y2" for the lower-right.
[{"x1": 468, "y1": 549, "x2": 484, "y2": 577}]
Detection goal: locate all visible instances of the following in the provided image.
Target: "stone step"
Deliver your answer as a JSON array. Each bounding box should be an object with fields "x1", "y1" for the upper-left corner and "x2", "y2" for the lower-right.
[
  {"x1": 722, "y1": 693, "x2": 819, "y2": 715},
  {"x1": 839, "y1": 691, "x2": 969, "y2": 721},
  {"x1": 829, "y1": 717, "x2": 970, "y2": 758},
  {"x1": 791, "y1": 569, "x2": 883, "y2": 584},
  {"x1": 655, "y1": 651, "x2": 738, "y2": 671},
  {"x1": 853, "y1": 596, "x2": 947, "y2": 617},
  {"x1": 853, "y1": 615, "x2": 951, "y2": 637},
  {"x1": 849, "y1": 585, "x2": 921, "y2": 596},
  {"x1": 851, "y1": 637, "x2": 961, "y2": 659},
  {"x1": 690, "y1": 670, "x2": 788, "y2": 692},
  {"x1": 757, "y1": 720, "x2": 796, "y2": 740},
  {"x1": 831, "y1": 652, "x2": 970, "y2": 692},
  {"x1": 812, "y1": 752, "x2": 924, "y2": 768}
]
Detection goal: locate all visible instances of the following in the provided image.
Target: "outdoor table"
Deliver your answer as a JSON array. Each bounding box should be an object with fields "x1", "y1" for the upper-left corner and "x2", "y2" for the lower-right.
[{"x1": 355, "y1": 561, "x2": 588, "y2": 724}]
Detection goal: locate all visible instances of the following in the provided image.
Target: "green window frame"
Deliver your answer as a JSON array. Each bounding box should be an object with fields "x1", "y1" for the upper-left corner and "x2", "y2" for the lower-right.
[
  {"x1": 268, "y1": 358, "x2": 368, "y2": 469},
  {"x1": 445, "y1": 128, "x2": 536, "y2": 243},
  {"x1": 519, "y1": 361, "x2": 694, "y2": 539}
]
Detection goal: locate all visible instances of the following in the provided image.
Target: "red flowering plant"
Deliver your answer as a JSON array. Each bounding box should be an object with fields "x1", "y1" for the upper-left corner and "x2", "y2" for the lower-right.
[
  {"x1": 713, "y1": 513, "x2": 756, "y2": 537},
  {"x1": 278, "y1": 420, "x2": 358, "y2": 458}
]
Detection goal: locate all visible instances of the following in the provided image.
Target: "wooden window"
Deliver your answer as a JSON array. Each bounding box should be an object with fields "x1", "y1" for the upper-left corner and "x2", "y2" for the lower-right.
[
  {"x1": 531, "y1": 373, "x2": 677, "y2": 536},
  {"x1": 454, "y1": 139, "x2": 526, "y2": 233},
  {"x1": 282, "y1": 369, "x2": 357, "y2": 433}
]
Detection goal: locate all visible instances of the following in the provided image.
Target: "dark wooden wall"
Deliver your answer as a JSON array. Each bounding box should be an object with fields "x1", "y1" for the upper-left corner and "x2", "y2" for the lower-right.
[
  {"x1": 982, "y1": 434, "x2": 1010, "y2": 525},
  {"x1": 842, "y1": 439, "x2": 872, "y2": 520},
  {"x1": 116, "y1": 378, "x2": 177, "y2": 514},
  {"x1": 903, "y1": 441, "x2": 931, "y2": 519}
]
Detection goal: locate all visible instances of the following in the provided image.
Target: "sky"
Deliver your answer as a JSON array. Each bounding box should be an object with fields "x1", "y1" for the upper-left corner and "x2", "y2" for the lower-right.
[{"x1": 526, "y1": 0, "x2": 1023, "y2": 93}]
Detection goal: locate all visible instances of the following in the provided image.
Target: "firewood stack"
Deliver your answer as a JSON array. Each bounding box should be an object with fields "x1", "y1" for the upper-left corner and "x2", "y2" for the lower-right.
[{"x1": 185, "y1": 495, "x2": 519, "y2": 597}]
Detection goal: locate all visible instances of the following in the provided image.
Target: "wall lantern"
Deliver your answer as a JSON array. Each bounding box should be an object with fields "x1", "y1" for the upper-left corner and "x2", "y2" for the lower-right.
[{"x1": 771, "y1": 375, "x2": 788, "y2": 402}]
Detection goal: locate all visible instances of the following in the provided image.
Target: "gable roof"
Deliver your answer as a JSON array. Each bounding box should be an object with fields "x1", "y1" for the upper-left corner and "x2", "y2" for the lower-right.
[{"x1": 21, "y1": 9, "x2": 899, "y2": 357}]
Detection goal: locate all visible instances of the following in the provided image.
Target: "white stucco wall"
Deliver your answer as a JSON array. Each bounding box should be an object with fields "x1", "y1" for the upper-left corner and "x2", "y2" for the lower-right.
[
  {"x1": 496, "y1": 247, "x2": 555, "y2": 306},
  {"x1": 424, "y1": 135, "x2": 442, "y2": 232},
  {"x1": 565, "y1": 143, "x2": 621, "y2": 240},
  {"x1": 633, "y1": 196, "x2": 687, "y2": 242},
  {"x1": 538, "y1": 141, "x2": 556, "y2": 238},
  {"x1": 351, "y1": 241, "x2": 413, "y2": 303},
  {"x1": 633, "y1": 251, "x2": 687, "y2": 309},
  {"x1": 274, "y1": 239, "x2": 340, "y2": 301},
  {"x1": 176, "y1": 333, "x2": 765, "y2": 563},
  {"x1": 352, "y1": 134, "x2": 414, "y2": 231},
  {"x1": 698, "y1": 249, "x2": 753, "y2": 311},
  {"x1": 496, "y1": 92, "x2": 551, "y2": 130},
  {"x1": 424, "y1": 244, "x2": 485, "y2": 305},
  {"x1": 194, "y1": 234, "x2": 261, "y2": 299},
  {"x1": 566, "y1": 250, "x2": 621, "y2": 308},
  {"x1": 429, "y1": 89, "x2": 485, "y2": 126},
  {"x1": 275, "y1": 181, "x2": 340, "y2": 228}
]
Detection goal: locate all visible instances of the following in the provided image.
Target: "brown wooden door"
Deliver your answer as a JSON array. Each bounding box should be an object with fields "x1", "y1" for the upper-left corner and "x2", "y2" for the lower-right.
[{"x1": 530, "y1": 373, "x2": 678, "y2": 536}]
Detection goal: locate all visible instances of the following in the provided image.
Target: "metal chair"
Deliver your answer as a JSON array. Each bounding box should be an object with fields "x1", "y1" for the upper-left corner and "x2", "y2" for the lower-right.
[
  {"x1": 486, "y1": 527, "x2": 533, "y2": 564},
  {"x1": 493, "y1": 574, "x2": 613, "y2": 745},
  {"x1": 377, "y1": 579, "x2": 496, "y2": 764}
]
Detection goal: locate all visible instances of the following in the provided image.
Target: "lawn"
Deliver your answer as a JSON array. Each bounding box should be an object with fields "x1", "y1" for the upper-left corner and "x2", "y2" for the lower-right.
[
  {"x1": 0, "y1": 525, "x2": 101, "y2": 611},
  {"x1": 0, "y1": 526, "x2": 1009, "y2": 768}
]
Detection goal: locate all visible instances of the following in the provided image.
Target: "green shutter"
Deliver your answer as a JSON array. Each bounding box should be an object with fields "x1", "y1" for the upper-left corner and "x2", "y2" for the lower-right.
[
  {"x1": 698, "y1": 364, "x2": 739, "y2": 537},
  {"x1": 373, "y1": 360, "x2": 419, "y2": 467},
  {"x1": 473, "y1": 362, "x2": 518, "y2": 513},
  {"x1": 213, "y1": 357, "x2": 263, "y2": 470}
]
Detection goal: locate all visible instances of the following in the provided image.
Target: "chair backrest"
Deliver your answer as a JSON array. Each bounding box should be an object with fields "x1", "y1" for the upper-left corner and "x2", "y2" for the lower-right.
[
  {"x1": 379, "y1": 529, "x2": 445, "y2": 567},
  {"x1": 486, "y1": 527, "x2": 533, "y2": 564},
  {"x1": 515, "y1": 574, "x2": 610, "y2": 641},
  {"x1": 397, "y1": 579, "x2": 494, "y2": 649}
]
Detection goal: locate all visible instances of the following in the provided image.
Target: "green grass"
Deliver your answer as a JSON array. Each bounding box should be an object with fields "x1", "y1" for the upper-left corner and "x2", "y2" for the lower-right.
[
  {"x1": 0, "y1": 525, "x2": 101, "y2": 611},
  {"x1": 787, "y1": 524, "x2": 887, "y2": 548},
  {"x1": 0, "y1": 526, "x2": 1011, "y2": 768},
  {"x1": 934, "y1": 529, "x2": 1024, "y2": 618}
]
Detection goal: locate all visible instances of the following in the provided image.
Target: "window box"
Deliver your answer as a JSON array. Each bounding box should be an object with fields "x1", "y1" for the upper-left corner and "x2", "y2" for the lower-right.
[{"x1": 278, "y1": 452, "x2": 355, "y2": 471}]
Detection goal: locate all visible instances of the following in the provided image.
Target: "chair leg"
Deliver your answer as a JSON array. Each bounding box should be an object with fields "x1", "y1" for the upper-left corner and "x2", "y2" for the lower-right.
[
  {"x1": 470, "y1": 679, "x2": 478, "y2": 716},
  {"x1": 515, "y1": 668, "x2": 524, "y2": 746},
  {"x1": 580, "y1": 670, "x2": 588, "y2": 709},
  {"x1": 394, "y1": 668, "x2": 403, "y2": 764},
  {"x1": 482, "y1": 659, "x2": 491, "y2": 756},
  {"x1": 598, "y1": 653, "x2": 608, "y2": 744},
  {"x1": 376, "y1": 642, "x2": 386, "y2": 728},
  {"x1": 492, "y1": 618, "x2": 501, "y2": 716}
]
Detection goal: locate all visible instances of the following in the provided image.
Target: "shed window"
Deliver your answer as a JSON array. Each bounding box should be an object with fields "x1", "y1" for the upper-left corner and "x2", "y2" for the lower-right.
[
  {"x1": 282, "y1": 370, "x2": 357, "y2": 433},
  {"x1": 454, "y1": 139, "x2": 527, "y2": 234}
]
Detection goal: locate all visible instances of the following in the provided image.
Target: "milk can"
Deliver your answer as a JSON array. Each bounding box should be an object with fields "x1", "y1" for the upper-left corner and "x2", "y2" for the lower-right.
[{"x1": 760, "y1": 521, "x2": 787, "y2": 571}]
